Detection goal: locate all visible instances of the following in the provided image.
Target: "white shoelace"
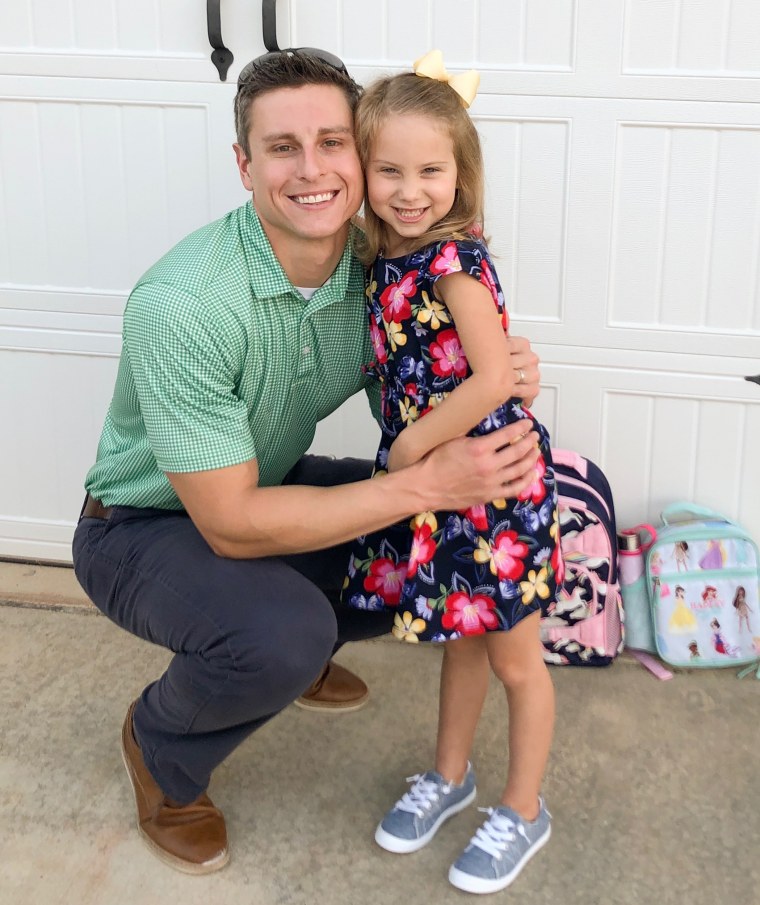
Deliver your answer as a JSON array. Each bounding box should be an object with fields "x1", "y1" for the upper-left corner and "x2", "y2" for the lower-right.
[
  {"x1": 395, "y1": 774, "x2": 447, "y2": 817},
  {"x1": 470, "y1": 807, "x2": 530, "y2": 858}
]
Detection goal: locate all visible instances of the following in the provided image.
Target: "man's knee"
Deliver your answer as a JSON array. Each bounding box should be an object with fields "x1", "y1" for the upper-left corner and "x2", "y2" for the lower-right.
[{"x1": 220, "y1": 597, "x2": 338, "y2": 698}]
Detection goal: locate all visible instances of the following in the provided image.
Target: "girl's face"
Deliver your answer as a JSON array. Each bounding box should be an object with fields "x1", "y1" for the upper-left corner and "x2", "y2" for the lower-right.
[{"x1": 366, "y1": 113, "x2": 458, "y2": 256}]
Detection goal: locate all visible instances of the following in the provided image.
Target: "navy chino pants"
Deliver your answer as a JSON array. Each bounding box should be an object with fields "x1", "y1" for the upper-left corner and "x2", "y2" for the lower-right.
[{"x1": 72, "y1": 455, "x2": 394, "y2": 804}]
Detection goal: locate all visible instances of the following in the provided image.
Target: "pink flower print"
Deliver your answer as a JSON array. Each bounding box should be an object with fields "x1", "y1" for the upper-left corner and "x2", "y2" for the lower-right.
[
  {"x1": 364, "y1": 556, "x2": 408, "y2": 606},
  {"x1": 368, "y1": 319, "x2": 388, "y2": 364},
  {"x1": 491, "y1": 530, "x2": 529, "y2": 580},
  {"x1": 478, "y1": 260, "x2": 498, "y2": 301},
  {"x1": 441, "y1": 591, "x2": 499, "y2": 635},
  {"x1": 379, "y1": 271, "x2": 418, "y2": 322},
  {"x1": 429, "y1": 328, "x2": 468, "y2": 379},
  {"x1": 407, "y1": 524, "x2": 437, "y2": 577},
  {"x1": 461, "y1": 504, "x2": 488, "y2": 531},
  {"x1": 518, "y1": 454, "x2": 547, "y2": 505},
  {"x1": 430, "y1": 242, "x2": 462, "y2": 277}
]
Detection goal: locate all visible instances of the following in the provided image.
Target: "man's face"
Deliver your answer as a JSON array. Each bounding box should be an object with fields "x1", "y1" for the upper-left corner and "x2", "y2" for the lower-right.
[{"x1": 234, "y1": 84, "x2": 363, "y2": 249}]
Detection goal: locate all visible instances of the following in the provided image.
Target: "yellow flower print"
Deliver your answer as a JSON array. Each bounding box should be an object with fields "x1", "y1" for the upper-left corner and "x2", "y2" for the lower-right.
[
  {"x1": 416, "y1": 290, "x2": 450, "y2": 330},
  {"x1": 549, "y1": 508, "x2": 559, "y2": 542},
  {"x1": 492, "y1": 498, "x2": 507, "y2": 509},
  {"x1": 411, "y1": 511, "x2": 438, "y2": 532},
  {"x1": 366, "y1": 278, "x2": 377, "y2": 300},
  {"x1": 385, "y1": 319, "x2": 407, "y2": 352},
  {"x1": 392, "y1": 611, "x2": 427, "y2": 643},
  {"x1": 473, "y1": 537, "x2": 492, "y2": 567},
  {"x1": 399, "y1": 396, "x2": 419, "y2": 424},
  {"x1": 519, "y1": 568, "x2": 551, "y2": 605}
]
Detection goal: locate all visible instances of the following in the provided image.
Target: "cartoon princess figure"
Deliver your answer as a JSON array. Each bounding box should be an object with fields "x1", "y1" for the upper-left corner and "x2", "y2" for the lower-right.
[
  {"x1": 650, "y1": 550, "x2": 663, "y2": 597},
  {"x1": 674, "y1": 541, "x2": 690, "y2": 572},
  {"x1": 701, "y1": 585, "x2": 723, "y2": 608},
  {"x1": 733, "y1": 586, "x2": 753, "y2": 635},
  {"x1": 687, "y1": 640, "x2": 700, "y2": 661},
  {"x1": 709, "y1": 618, "x2": 739, "y2": 658},
  {"x1": 699, "y1": 539, "x2": 725, "y2": 571},
  {"x1": 668, "y1": 585, "x2": 697, "y2": 633}
]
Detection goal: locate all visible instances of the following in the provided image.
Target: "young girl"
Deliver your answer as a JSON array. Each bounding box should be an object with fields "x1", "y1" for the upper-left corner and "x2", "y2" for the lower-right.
[{"x1": 342, "y1": 51, "x2": 560, "y2": 895}]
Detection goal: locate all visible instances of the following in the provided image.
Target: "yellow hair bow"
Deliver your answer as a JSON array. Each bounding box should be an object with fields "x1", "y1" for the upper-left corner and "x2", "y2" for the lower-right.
[{"x1": 412, "y1": 49, "x2": 480, "y2": 108}]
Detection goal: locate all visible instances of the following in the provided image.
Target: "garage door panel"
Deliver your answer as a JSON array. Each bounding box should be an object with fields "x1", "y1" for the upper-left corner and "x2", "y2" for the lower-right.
[
  {"x1": 624, "y1": 0, "x2": 760, "y2": 77},
  {"x1": 547, "y1": 366, "x2": 760, "y2": 539},
  {"x1": 1, "y1": 350, "x2": 118, "y2": 536},
  {"x1": 1, "y1": 94, "x2": 213, "y2": 293},
  {"x1": 479, "y1": 117, "x2": 569, "y2": 323},
  {"x1": 610, "y1": 122, "x2": 760, "y2": 336}
]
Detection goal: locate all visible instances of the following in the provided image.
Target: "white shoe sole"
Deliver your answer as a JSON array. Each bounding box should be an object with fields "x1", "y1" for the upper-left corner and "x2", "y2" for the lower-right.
[
  {"x1": 292, "y1": 693, "x2": 369, "y2": 713},
  {"x1": 448, "y1": 824, "x2": 551, "y2": 894},
  {"x1": 375, "y1": 786, "x2": 477, "y2": 854}
]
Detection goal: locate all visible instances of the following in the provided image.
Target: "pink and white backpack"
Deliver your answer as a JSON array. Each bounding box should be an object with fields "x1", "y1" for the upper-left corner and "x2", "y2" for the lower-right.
[{"x1": 541, "y1": 448, "x2": 623, "y2": 667}]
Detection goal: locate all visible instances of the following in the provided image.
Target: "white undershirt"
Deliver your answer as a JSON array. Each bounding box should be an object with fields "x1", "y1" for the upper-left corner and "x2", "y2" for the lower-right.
[{"x1": 297, "y1": 286, "x2": 318, "y2": 301}]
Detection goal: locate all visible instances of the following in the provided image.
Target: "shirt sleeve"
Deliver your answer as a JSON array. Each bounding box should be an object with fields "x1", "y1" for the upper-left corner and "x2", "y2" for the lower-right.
[
  {"x1": 364, "y1": 379, "x2": 383, "y2": 426},
  {"x1": 123, "y1": 283, "x2": 256, "y2": 473}
]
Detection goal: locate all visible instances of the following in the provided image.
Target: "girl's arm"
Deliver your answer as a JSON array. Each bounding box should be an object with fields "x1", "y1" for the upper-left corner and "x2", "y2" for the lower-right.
[{"x1": 387, "y1": 271, "x2": 515, "y2": 472}]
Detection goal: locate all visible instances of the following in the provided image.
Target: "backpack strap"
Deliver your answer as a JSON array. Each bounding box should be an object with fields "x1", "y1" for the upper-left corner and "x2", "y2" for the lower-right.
[{"x1": 551, "y1": 448, "x2": 587, "y2": 477}]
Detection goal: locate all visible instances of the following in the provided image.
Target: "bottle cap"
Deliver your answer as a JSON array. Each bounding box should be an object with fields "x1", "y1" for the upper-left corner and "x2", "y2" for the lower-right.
[{"x1": 617, "y1": 531, "x2": 641, "y2": 552}]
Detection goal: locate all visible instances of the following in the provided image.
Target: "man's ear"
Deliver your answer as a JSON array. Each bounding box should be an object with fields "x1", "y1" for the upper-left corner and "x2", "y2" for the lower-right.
[{"x1": 233, "y1": 143, "x2": 254, "y2": 192}]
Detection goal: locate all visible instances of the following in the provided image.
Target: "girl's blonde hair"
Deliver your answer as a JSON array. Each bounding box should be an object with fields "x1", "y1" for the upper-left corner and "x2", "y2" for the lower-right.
[{"x1": 354, "y1": 72, "x2": 485, "y2": 265}]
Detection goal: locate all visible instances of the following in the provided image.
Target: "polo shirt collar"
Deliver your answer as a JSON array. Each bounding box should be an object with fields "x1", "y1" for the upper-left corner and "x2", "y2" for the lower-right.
[{"x1": 240, "y1": 201, "x2": 362, "y2": 312}]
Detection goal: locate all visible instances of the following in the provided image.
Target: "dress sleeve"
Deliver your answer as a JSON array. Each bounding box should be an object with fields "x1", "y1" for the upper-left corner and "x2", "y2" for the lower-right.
[{"x1": 426, "y1": 239, "x2": 505, "y2": 315}]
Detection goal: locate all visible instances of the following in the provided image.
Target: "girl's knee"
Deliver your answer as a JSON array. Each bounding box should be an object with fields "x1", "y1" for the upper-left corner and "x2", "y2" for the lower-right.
[
  {"x1": 491, "y1": 655, "x2": 548, "y2": 689},
  {"x1": 487, "y1": 628, "x2": 548, "y2": 689}
]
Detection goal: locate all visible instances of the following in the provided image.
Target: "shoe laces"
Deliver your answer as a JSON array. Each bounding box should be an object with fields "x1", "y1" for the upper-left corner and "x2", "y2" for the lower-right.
[
  {"x1": 470, "y1": 807, "x2": 529, "y2": 859},
  {"x1": 395, "y1": 774, "x2": 447, "y2": 817}
]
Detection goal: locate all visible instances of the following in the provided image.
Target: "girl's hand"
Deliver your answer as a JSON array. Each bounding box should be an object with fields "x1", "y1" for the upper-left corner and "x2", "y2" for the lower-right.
[
  {"x1": 386, "y1": 431, "x2": 417, "y2": 473},
  {"x1": 507, "y1": 335, "x2": 540, "y2": 406}
]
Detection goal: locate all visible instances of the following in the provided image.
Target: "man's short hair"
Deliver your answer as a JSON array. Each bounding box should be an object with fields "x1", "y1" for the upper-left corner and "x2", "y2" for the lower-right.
[{"x1": 234, "y1": 50, "x2": 363, "y2": 156}]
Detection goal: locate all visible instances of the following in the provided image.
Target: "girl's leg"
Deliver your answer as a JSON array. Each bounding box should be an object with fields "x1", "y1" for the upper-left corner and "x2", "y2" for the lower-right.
[
  {"x1": 485, "y1": 610, "x2": 554, "y2": 820},
  {"x1": 435, "y1": 635, "x2": 490, "y2": 784}
]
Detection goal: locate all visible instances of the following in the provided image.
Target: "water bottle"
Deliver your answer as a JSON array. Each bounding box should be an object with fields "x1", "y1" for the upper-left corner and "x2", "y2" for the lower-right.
[{"x1": 618, "y1": 524, "x2": 657, "y2": 652}]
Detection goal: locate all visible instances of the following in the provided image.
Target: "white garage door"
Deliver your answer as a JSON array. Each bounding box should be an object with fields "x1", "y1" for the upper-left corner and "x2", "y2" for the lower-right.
[{"x1": 1, "y1": 0, "x2": 758, "y2": 563}]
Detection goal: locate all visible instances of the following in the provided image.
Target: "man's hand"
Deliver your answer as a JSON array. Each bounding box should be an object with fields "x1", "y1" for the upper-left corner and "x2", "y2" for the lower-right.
[
  {"x1": 507, "y1": 335, "x2": 540, "y2": 406},
  {"x1": 412, "y1": 420, "x2": 540, "y2": 513}
]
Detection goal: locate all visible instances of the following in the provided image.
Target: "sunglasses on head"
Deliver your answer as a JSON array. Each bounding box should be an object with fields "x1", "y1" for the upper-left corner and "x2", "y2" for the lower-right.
[{"x1": 237, "y1": 48, "x2": 348, "y2": 86}]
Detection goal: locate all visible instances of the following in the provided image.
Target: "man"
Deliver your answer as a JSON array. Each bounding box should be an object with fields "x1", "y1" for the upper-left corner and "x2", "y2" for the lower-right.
[{"x1": 72, "y1": 50, "x2": 542, "y2": 875}]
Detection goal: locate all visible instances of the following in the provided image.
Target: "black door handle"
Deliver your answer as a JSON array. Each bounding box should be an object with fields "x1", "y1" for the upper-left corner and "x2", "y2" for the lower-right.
[
  {"x1": 207, "y1": 0, "x2": 233, "y2": 81},
  {"x1": 263, "y1": 0, "x2": 280, "y2": 51},
  {"x1": 745, "y1": 374, "x2": 760, "y2": 386}
]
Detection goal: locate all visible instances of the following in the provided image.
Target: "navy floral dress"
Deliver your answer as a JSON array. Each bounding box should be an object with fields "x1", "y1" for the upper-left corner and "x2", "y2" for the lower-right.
[{"x1": 342, "y1": 237, "x2": 561, "y2": 643}]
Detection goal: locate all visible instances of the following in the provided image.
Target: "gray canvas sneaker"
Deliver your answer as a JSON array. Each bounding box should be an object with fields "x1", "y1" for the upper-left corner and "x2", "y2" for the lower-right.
[
  {"x1": 448, "y1": 798, "x2": 551, "y2": 894},
  {"x1": 375, "y1": 764, "x2": 476, "y2": 854}
]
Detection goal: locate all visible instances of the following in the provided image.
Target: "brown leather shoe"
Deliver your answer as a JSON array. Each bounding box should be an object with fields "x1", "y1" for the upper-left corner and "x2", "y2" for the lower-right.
[
  {"x1": 293, "y1": 660, "x2": 369, "y2": 713},
  {"x1": 120, "y1": 701, "x2": 229, "y2": 874},
  {"x1": 294, "y1": 660, "x2": 369, "y2": 712}
]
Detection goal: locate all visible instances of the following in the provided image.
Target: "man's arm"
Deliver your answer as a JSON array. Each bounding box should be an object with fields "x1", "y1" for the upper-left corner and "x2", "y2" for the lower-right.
[{"x1": 167, "y1": 420, "x2": 540, "y2": 559}]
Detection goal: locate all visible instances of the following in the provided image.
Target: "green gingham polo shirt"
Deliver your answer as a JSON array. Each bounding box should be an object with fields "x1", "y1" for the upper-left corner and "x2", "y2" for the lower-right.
[{"x1": 85, "y1": 202, "x2": 379, "y2": 509}]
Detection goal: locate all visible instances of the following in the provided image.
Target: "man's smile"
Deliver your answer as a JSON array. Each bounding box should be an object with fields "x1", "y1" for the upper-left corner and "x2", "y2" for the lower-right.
[{"x1": 290, "y1": 191, "x2": 339, "y2": 205}]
